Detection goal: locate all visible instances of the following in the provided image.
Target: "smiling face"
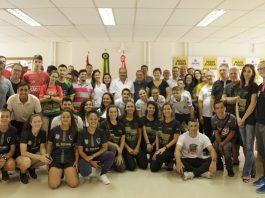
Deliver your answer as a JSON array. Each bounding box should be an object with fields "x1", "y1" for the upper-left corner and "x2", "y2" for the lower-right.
[
  {"x1": 103, "y1": 94, "x2": 112, "y2": 108},
  {"x1": 18, "y1": 85, "x2": 29, "y2": 101},
  {"x1": 58, "y1": 66, "x2": 67, "y2": 78},
  {"x1": 0, "y1": 111, "x2": 11, "y2": 126},
  {"x1": 103, "y1": 74, "x2": 111, "y2": 85},
  {"x1": 125, "y1": 101, "x2": 135, "y2": 115},
  {"x1": 243, "y1": 66, "x2": 254, "y2": 82},
  {"x1": 94, "y1": 71, "x2": 101, "y2": 83},
  {"x1": 138, "y1": 89, "x2": 147, "y2": 101},
  {"x1": 87, "y1": 113, "x2": 99, "y2": 128},
  {"x1": 84, "y1": 100, "x2": 93, "y2": 112},
  {"x1": 60, "y1": 111, "x2": 71, "y2": 127},
  {"x1": 49, "y1": 72, "x2": 59, "y2": 84},
  {"x1": 11, "y1": 64, "x2": 23, "y2": 79},
  {"x1": 108, "y1": 107, "x2": 118, "y2": 120},
  {"x1": 30, "y1": 115, "x2": 42, "y2": 131},
  {"x1": 146, "y1": 103, "x2": 155, "y2": 117},
  {"x1": 162, "y1": 104, "x2": 173, "y2": 120}
]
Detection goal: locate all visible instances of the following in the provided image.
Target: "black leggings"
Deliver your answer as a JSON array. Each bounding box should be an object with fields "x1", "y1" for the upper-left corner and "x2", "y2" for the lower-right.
[{"x1": 150, "y1": 147, "x2": 175, "y2": 172}]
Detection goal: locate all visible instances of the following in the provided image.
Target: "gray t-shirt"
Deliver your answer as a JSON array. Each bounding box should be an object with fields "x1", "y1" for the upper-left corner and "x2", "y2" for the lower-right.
[{"x1": 0, "y1": 77, "x2": 14, "y2": 108}]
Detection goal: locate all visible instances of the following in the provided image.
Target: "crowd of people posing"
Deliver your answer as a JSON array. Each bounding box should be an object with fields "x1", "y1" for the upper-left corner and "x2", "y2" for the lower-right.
[{"x1": 0, "y1": 54, "x2": 265, "y2": 194}]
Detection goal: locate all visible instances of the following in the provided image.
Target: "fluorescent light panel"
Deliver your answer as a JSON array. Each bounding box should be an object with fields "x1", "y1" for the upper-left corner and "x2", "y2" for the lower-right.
[
  {"x1": 6, "y1": 8, "x2": 41, "y2": 26},
  {"x1": 197, "y1": 9, "x2": 226, "y2": 27},
  {"x1": 98, "y1": 8, "x2": 115, "y2": 26}
]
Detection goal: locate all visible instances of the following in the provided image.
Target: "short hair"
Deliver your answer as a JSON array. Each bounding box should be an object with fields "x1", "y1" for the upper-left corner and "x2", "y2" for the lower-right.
[
  {"x1": 177, "y1": 78, "x2": 184, "y2": 82},
  {"x1": 17, "y1": 81, "x2": 29, "y2": 89},
  {"x1": 141, "y1": 65, "x2": 148, "y2": 69},
  {"x1": 153, "y1": 67, "x2": 162, "y2": 74},
  {"x1": 71, "y1": 70, "x2": 79, "y2": 77},
  {"x1": 214, "y1": 100, "x2": 225, "y2": 109},
  {"x1": 0, "y1": 108, "x2": 11, "y2": 115},
  {"x1": 62, "y1": 97, "x2": 73, "y2": 104},
  {"x1": 46, "y1": 65, "x2": 57, "y2": 74},
  {"x1": 79, "y1": 69, "x2": 87, "y2": 75},
  {"x1": 219, "y1": 63, "x2": 229, "y2": 68},
  {"x1": 32, "y1": 54, "x2": 43, "y2": 61},
  {"x1": 136, "y1": 70, "x2": 144, "y2": 74},
  {"x1": 0, "y1": 56, "x2": 6, "y2": 60},
  {"x1": 151, "y1": 86, "x2": 160, "y2": 93},
  {"x1": 122, "y1": 88, "x2": 131, "y2": 94},
  {"x1": 86, "y1": 109, "x2": 99, "y2": 118},
  {"x1": 0, "y1": 60, "x2": 5, "y2": 65},
  {"x1": 12, "y1": 63, "x2": 23, "y2": 69},
  {"x1": 188, "y1": 118, "x2": 198, "y2": 123},
  {"x1": 58, "y1": 64, "x2": 67, "y2": 69},
  {"x1": 172, "y1": 86, "x2": 181, "y2": 92}
]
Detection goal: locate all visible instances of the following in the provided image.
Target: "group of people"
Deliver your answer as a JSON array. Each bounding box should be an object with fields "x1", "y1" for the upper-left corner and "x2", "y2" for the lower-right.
[{"x1": 0, "y1": 54, "x2": 265, "y2": 194}]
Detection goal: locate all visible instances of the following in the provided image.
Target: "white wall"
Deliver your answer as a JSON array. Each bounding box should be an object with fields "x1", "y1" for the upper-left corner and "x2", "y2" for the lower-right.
[{"x1": 1, "y1": 40, "x2": 265, "y2": 79}]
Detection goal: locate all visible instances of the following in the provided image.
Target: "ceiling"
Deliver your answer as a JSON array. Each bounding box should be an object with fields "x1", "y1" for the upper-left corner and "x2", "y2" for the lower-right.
[{"x1": 1, "y1": 0, "x2": 265, "y2": 44}]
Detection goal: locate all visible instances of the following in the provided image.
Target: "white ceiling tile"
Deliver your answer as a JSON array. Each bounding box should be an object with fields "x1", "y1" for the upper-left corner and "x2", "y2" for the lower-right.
[
  {"x1": 137, "y1": 0, "x2": 180, "y2": 8},
  {"x1": 76, "y1": 25, "x2": 108, "y2": 38},
  {"x1": 107, "y1": 25, "x2": 132, "y2": 38},
  {"x1": 136, "y1": 9, "x2": 173, "y2": 25},
  {"x1": 158, "y1": 26, "x2": 192, "y2": 40},
  {"x1": 201, "y1": 38, "x2": 225, "y2": 43},
  {"x1": 23, "y1": 8, "x2": 71, "y2": 25},
  {"x1": 8, "y1": 0, "x2": 54, "y2": 8},
  {"x1": 46, "y1": 26, "x2": 83, "y2": 37},
  {"x1": 218, "y1": 0, "x2": 265, "y2": 10},
  {"x1": 168, "y1": 9, "x2": 211, "y2": 25},
  {"x1": 178, "y1": 0, "x2": 223, "y2": 9},
  {"x1": 208, "y1": 10, "x2": 247, "y2": 27},
  {"x1": 18, "y1": 26, "x2": 57, "y2": 37},
  {"x1": 0, "y1": 0, "x2": 16, "y2": 8},
  {"x1": 94, "y1": 0, "x2": 135, "y2": 8},
  {"x1": 0, "y1": 19, "x2": 11, "y2": 26},
  {"x1": 0, "y1": 26, "x2": 31, "y2": 37},
  {"x1": 114, "y1": 8, "x2": 135, "y2": 25},
  {"x1": 51, "y1": 0, "x2": 95, "y2": 8},
  {"x1": 0, "y1": 9, "x2": 28, "y2": 25},
  {"x1": 228, "y1": 11, "x2": 265, "y2": 27},
  {"x1": 208, "y1": 27, "x2": 248, "y2": 39},
  {"x1": 60, "y1": 8, "x2": 102, "y2": 25},
  {"x1": 182, "y1": 27, "x2": 220, "y2": 39},
  {"x1": 134, "y1": 25, "x2": 162, "y2": 41}
]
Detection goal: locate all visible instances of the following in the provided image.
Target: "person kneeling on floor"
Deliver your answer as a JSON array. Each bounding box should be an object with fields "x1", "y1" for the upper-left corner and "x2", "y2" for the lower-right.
[{"x1": 175, "y1": 118, "x2": 217, "y2": 180}]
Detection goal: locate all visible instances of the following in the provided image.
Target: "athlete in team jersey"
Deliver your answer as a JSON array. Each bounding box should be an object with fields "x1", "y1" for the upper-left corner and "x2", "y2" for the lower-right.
[
  {"x1": 78, "y1": 110, "x2": 115, "y2": 184},
  {"x1": 100, "y1": 105, "x2": 126, "y2": 172},
  {"x1": 141, "y1": 101, "x2": 161, "y2": 159},
  {"x1": 0, "y1": 108, "x2": 17, "y2": 181},
  {"x1": 150, "y1": 103, "x2": 180, "y2": 172},
  {"x1": 23, "y1": 55, "x2": 49, "y2": 98},
  {"x1": 47, "y1": 110, "x2": 79, "y2": 189},
  {"x1": 16, "y1": 114, "x2": 50, "y2": 184},
  {"x1": 122, "y1": 101, "x2": 148, "y2": 171}
]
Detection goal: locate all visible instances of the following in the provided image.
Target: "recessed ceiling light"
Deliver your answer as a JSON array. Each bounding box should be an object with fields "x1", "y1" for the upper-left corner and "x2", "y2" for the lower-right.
[
  {"x1": 98, "y1": 8, "x2": 115, "y2": 26},
  {"x1": 197, "y1": 9, "x2": 226, "y2": 27},
  {"x1": 6, "y1": 8, "x2": 41, "y2": 26}
]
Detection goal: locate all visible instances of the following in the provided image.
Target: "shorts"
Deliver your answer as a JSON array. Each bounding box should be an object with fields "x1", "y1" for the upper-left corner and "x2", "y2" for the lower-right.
[{"x1": 49, "y1": 155, "x2": 75, "y2": 169}]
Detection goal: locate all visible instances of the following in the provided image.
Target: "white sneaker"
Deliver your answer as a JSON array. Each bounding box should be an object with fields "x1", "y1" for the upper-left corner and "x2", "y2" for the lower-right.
[
  {"x1": 99, "y1": 174, "x2": 110, "y2": 185},
  {"x1": 183, "y1": 172, "x2": 194, "y2": 180},
  {"x1": 201, "y1": 171, "x2": 212, "y2": 179}
]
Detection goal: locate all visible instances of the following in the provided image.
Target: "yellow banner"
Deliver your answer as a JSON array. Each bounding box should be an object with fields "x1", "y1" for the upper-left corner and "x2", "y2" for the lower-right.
[
  {"x1": 173, "y1": 56, "x2": 188, "y2": 67},
  {"x1": 232, "y1": 57, "x2": 245, "y2": 69},
  {"x1": 203, "y1": 56, "x2": 217, "y2": 70},
  {"x1": 260, "y1": 57, "x2": 265, "y2": 62}
]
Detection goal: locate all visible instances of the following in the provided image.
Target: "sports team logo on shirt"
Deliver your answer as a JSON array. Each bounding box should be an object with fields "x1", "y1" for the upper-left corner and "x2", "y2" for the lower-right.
[
  {"x1": 96, "y1": 138, "x2": 101, "y2": 144},
  {"x1": 84, "y1": 139, "x2": 89, "y2": 145},
  {"x1": 7, "y1": 137, "x2": 11, "y2": 144},
  {"x1": 55, "y1": 134, "x2": 60, "y2": 139},
  {"x1": 68, "y1": 135, "x2": 73, "y2": 141}
]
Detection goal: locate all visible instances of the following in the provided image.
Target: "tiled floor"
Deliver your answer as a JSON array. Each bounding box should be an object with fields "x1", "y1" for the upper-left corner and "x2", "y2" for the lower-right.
[{"x1": 1, "y1": 154, "x2": 263, "y2": 198}]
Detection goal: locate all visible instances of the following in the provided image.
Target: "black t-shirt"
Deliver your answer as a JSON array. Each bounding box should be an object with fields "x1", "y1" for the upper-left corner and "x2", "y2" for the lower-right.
[
  {"x1": 147, "y1": 80, "x2": 169, "y2": 98},
  {"x1": 11, "y1": 81, "x2": 20, "y2": 93},
  {"x1": 223, "y1": 82, "x2": 240, "y2": 115},
  {"x1": 122, "y1": 117, "x2": 143, "y2": 143},
  {"x1": 77, "y1": 128, "x2": 107, "y2": 156},
  {"x1": 48, "y1": 126, "x2": 77, "y2": 162},
  {"x1": 159, "y1": 119, "x2": 180, "y2": 146},
  {"x1": 99, "y1": 120, "x2": 125, "y2": 145},
  {"x1": 20, "y1": 129, "x2": 46, "y2": 154},
  {"x1": 211, "y1": 79, "x2": 232, "y2": 101},
  {"x1": 0, "y1": 126, "x2": 17, "y2": 154},
  {"x1": 257, "y1": 83, "x2": 265, "y2": 124},
  {"x1": 141, "y1": 116, "x2": 161, "y2": 143},
  {"x1": 238, "y1": 83, "x2": 259, "y2": 125}
]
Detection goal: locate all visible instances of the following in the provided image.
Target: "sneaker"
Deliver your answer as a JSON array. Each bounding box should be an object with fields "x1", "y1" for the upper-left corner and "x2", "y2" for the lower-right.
[
  {"x1": 253, "y1": 177, "x2": 265, "y2": 187},
  {"x1": 183, "y1": 172, "x2": 194, "y2": 180},
  {"x1": 201, "y1": 171, "x2": 212, "y2": 179},
  {"x1": 99, "y1": 174, "x2": 110, "y2": 185},
  {"x1": 227, "y1": 169, "x2": 235, "y2": 177},
  {"x1": 256, "y1": 185, "x2": 265, "y2": 194},
  {"x1": 1, "y1": 169, "x2": 10, "y2": 181},
  {"x1": 20, "y1": 173, "x2": 29, "y2": 184},
  {"x1": 28, "y1": 168, "x2": 37, "y2": 179}
]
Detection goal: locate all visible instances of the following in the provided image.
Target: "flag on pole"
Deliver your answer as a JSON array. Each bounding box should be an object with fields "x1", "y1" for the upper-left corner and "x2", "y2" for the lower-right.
[
  {"x1": 86, "y1": 51, "x2": 90, "y2": 65},
  {"x1": 120, "y1": 53, "x2": 126, "y2": 68},
  {"x1": 102, "y1": 52, "x2": 110, "y2": 75}
]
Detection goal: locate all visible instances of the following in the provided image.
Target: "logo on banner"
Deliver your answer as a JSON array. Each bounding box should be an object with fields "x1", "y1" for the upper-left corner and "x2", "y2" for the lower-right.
[
  {"x1": 173, "y1": 56, "x2": 188, "y2": 67},
  {"x1": 232, "y1": 57, "x2": 245, "y2": 69}
]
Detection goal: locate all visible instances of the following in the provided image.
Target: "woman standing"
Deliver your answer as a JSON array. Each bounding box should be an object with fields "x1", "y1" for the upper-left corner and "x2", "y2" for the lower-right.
[
  {"x1": 236, "y1": 64, "x2": 258, "y2": 183},
  {"x1": 91, "y1": 70, "x2": 107, "y2": 108},
  {"x1": 122, "y1": 101, "x2": 148, "y2": 171},
  {"x1": 16, "y1": 114, "x2": 50, "y2": 184},
  {"x1": 103, "y1": 73, "x2": 112, "y2": 93},
  {"x1": 100, "y1": 105, "x2": 126, "y2": 172},
  {"x1": 184, "y1": 74, "x2": 195, "y2": 96},
  {"x1": 142, "y1": 101, "x2": 161, "y2": 159},
  {"x1": 150, "y1": 103, "x2": 180, "y2": 172},
  {"x1": 47, "y1": 110, "x2": 79, "y2": 189},
  {"x1": 78, "y1": 110, "x2": 114, "y2": 184},
  {"x1": 0, "y1": 108, "x2": 17, "y2": 181}
]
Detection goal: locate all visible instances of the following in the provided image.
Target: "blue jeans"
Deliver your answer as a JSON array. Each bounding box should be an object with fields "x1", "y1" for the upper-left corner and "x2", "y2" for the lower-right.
[
  {"x1": 239, "y1": 124, "x2": 256, "y2": 177},
  {"x1": 256, "y1": 123, "x2": 265, "y2": 176}
]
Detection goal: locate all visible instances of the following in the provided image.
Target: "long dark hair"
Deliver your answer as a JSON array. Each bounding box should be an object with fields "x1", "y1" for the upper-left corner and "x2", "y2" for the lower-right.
[
  {"x1": 22, "y1": 113, "x2": 42, "y2": 133},
  {"x1": 60, "y1": 110, "x2": 78, "y2": 137},
  {"x1": 100, "y1": 92, "x2": 114, "y2": 113},
  {"x1": 145, "y1": 101, "x2": 159, "y2": 120},
  {"x1": 106, "y1": 105, "x2": 119, "y2": 124},
  {"x1": 79, "y1": 99, "x2": 94, "y2": 121},
  {"x1": 123, "y1": 100, "x2": 138, "y2": 119},
  {"x1": 91, "y1": 69, "x2": 101, "y2": 89},
  {"x1": 240, "y1": 64, "x2": 256, "y2": 88},
  {"x1": 184, "y1": 74, "x2": 195, "y2": 94},
  {"x1": 103, "y1": 73, "x2": 112, "y2": 89}
]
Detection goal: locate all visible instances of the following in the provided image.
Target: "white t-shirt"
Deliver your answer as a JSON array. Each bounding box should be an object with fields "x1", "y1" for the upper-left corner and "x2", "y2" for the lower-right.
[
  {"x1": 110, "y1": 78, "x2": 134, "y2": 100},
  {"x1": 135, "y1": 99, "x2": 147, "y2": 116},
  {"x1": 148, "y1": 95, "x2": 166, "y2": 108},
  {"x1": 198, "y1": 85, "x2": 213, "y2": 117},
  {"x1": 167, "y1": 78, "x2": 178, "y2": 89},
  {"x1": 115, "y1": 98, "x2": 126, "y2": 116},
  {"x1": 93, "y1": 83, "x2": 107, "y2": 108},
  {"x1": 169, "y1": 91, "x2": 193, "y2": 115},
  {"x1": 177, "y1": 131, "x2": 212, "y2": 158}
]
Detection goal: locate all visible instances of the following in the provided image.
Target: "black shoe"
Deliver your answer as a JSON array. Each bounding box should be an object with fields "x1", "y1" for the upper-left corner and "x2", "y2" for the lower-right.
[
  {"x1": 227, "y1": 169, "x2": 234, "y2": 177},
  {"x1": 28, "y1": 168, "x2": 37, "y2": 179},
  {"x1": 20, "y1": 173, "x2": 29, "y2": 184}
]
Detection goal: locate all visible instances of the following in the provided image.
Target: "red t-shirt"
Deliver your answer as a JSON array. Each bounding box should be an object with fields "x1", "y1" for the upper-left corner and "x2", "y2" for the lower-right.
[
  {"x1": 39, "y1": 84, "x2": 63, "y2": 99},
  {"x1": 3, "y1": 70, "x2": 11, "y2": 78},
  {"x1": 23, "y1": 71, "x2": 49, "y2": 97}
]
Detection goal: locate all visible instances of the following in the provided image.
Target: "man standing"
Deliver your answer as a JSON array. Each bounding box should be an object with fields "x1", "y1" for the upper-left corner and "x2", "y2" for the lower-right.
[
  {"x1": 0, "y1": 60, "x2": 14, "y2": 108},
  {"x1": 110, "y1": 67, "x2": 134, "y2": 100},
  {"x1": 141, "y1": 65, "x2": 153, "y2": 83},
  {"x1": 175, "y1": 119, "x2": 217, "y2": 180},
  {"x1": 23, "y1": 55, "x2": 49, "y2": 98},
  {"x1": 86, "y1": 63, "x2": 93, "y2": 83},
  {"x1": 0, "y1": 56, "x2": 11, "y2": 78},
  {"x1": 212, "y1": 101, "x2": 236, "y2": 177},
  {"x1": 167, "y1": 66, "x2": 180, "y2": 89},
  {"x1": 7, "y1": 81, "x2": 41, "y2": 136},
  {"x1": 163, "y1": 69, "x2": 171, "y2": 81},
  {"x1": 133, "y1": 70, "x2": 147, "y2": 102},
  {"x1": 9, "y1": 63, "x2": 23, "y2": 93}
]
